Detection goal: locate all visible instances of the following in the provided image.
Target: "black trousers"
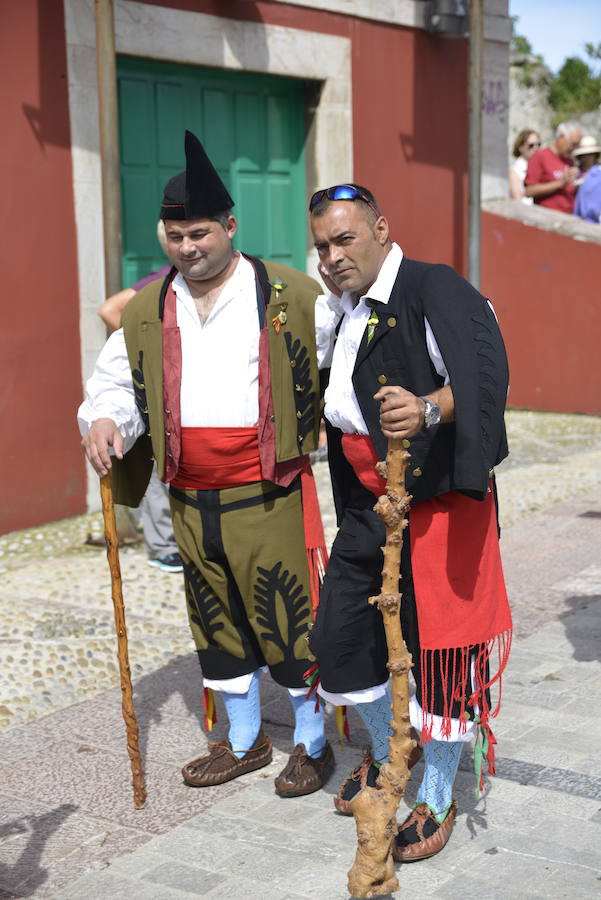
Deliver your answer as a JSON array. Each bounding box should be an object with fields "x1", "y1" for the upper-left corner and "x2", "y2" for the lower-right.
[{"x1": 310, "y1": 500, "x2": 480, "y2": 719}]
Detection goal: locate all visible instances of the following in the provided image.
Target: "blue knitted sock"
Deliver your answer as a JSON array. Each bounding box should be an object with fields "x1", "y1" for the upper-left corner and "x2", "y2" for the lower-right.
[
  {"x1": 354, "y1": 689, "x2": 393, "y2": 765},
  {"x1": 220, "y1": 670, "x2": 262, "y2": 758},
  {"x1": 288, "y1": 691, "x2": 327, "y2": 757},
  {"x1": 416, "y1": 738, "x2": 463, "y2": 822}
]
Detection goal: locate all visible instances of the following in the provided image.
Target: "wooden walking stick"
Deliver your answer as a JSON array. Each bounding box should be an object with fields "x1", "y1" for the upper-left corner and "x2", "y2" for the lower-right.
[
  {"x1": 100, "y1": 472, "x2": 147, "y2": 809},
  {"x1": 347, "y1": 438, "x2": 415, "y2": 898}
]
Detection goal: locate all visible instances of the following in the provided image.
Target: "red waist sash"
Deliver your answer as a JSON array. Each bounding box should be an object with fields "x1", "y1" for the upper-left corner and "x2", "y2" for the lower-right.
[
  {"x1": 171, "y1": 427, "x2": 263, "y2": 489},
  {"x1": 341, "y1": 434, "x2": 386, "y2": 497},
  {"x1": 341, "y1": 433, "x2": 512, "y2": 767}
]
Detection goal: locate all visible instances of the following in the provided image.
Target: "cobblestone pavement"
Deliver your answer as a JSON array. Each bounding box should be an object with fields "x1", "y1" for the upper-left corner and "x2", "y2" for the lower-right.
[
  {"x1": 2, "y1": 411, "x2": 601, "y2": 734},
  {"x1": 0, "y1": 410, "x2": 600, "y2": 899}
]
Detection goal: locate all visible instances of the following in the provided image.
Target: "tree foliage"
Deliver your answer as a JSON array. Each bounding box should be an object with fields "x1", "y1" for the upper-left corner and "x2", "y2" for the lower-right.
[
  {"x1": 511, "y1": 18, "x2": 601, "y2": 117},
  {"x1": 549, "y1": 50, "x2": 601, "y2": 114}
]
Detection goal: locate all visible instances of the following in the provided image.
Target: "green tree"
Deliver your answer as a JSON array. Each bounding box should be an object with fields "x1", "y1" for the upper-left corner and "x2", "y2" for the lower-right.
[
  {"x1": 550, "y1": 58, "x2": 599, "y2": 111},
  {"x1": 549, "y1": 45, "x2": 601, "y2": 116}
]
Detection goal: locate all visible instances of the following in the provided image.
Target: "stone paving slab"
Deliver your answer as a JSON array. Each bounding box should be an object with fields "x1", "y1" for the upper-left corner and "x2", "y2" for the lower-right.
[{"x1": 1, "y1": 411, "x2": 601, "y2": 898}]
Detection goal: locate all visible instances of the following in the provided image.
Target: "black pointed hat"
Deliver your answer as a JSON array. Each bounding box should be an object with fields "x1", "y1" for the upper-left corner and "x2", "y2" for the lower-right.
[{"x1": 160, "y1": 130, "x2": 235, "y2": 220}]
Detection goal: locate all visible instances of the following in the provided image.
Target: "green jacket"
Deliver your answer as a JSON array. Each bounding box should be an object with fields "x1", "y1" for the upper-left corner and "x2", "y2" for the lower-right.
[{"x1": 112, "y1": 257, "x2": 322, "y2": 506}]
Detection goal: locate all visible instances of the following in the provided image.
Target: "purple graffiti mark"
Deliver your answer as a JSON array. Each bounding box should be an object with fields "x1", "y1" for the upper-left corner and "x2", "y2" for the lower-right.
[{"x1": 482, "y1": 80, "x2": 508, "y2": 118}]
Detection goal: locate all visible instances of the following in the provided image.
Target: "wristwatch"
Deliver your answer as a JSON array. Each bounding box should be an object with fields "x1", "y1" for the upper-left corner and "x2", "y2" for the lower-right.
[{"x1": 420, "y1": 397, "x2": 441, "y2": 429}]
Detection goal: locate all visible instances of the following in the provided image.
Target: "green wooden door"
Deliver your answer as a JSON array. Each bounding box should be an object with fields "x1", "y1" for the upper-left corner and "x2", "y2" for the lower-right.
[{"x1": 117, "y1": 56, "x2": 306, "y2": 287}]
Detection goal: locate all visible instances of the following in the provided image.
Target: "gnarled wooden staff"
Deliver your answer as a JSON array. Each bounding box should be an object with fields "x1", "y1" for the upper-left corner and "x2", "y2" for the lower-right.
[
  {"x1": 100, "y1": 472, "x2": 147, "y2": 809},
  {"x1": 347, "y1": 437, "x2": 415, "y2": 898}
]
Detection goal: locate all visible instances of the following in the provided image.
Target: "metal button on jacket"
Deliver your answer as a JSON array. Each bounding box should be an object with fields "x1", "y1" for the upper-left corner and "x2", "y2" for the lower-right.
[{"x1": 378, "y1": 374, "x2": 388, "y2": 384}]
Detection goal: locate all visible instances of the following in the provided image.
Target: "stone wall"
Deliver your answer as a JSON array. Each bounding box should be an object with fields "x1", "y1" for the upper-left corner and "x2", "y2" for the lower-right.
[{"x1": 508, "y1": 52, "x2": 554, "y2": 155}]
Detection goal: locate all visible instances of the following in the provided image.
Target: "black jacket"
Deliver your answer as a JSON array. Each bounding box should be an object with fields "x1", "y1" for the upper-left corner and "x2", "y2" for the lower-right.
[{"x1": 327, "y1": 256, "x2": 509, "y2": 521}]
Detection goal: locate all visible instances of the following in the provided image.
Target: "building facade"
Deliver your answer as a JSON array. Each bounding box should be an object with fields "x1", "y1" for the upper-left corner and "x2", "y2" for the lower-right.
[{"x1": 1, "y1": 0, "x2": 511, "y2": 532}]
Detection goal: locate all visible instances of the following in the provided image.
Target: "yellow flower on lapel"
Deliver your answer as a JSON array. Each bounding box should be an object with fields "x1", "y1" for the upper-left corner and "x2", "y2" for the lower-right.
[
  {"x1": 367, "y1": 310, "x2": 379, "y2": 344},
  {"x1": 269, "y1": 277, "x2": 288, "y2": 298}
]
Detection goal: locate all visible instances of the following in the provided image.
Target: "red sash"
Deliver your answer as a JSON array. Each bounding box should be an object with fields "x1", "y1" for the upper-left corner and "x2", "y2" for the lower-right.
[
  {"x1": 341, "y1": 434, "x2": 512, "y2": 774},
  {"x1": 172, "y1": 427, "x2": 263, "y2": 489}
]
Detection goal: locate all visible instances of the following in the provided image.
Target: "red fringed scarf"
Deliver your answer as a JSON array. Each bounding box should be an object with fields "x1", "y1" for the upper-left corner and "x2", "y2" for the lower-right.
[{"x1": 341, "y1": 434, "x2": 512, "y2": 777}]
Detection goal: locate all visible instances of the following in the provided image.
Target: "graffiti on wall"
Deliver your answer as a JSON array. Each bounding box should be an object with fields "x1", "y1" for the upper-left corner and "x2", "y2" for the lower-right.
[{"x1": 482, "y1": 80, "x2": 508, "y2": 119}]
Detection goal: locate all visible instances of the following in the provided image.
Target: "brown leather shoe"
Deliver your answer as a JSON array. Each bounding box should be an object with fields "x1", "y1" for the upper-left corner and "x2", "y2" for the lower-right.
[
  {"x1": 181, "y1": 729, "x2": 272, "y2": 787},
  {"x1": 274, "y1": 741, "x2": 335, "y2": 797},
  {"x1": 334, "y1": 729, "x2": 423, "y2": 816},
  {"x1": 392, "y1": 800, "x2": 457, "y2": 862}
]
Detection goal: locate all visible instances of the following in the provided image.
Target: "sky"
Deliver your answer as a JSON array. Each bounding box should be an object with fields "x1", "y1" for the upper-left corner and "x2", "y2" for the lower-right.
[{"x1": 510, "y1": 0, "x2": 601, "y2": 74}]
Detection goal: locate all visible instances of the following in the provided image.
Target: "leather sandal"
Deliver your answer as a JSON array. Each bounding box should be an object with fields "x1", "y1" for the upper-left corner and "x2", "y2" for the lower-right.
[
  {"x1": 181, "y1": 729, "x2": 272, "y2": 787},
  {"x1": 334, "y1": 729, "x2": 423, "y2": 816},
  {"x1": 275, "y1": 741, "x2": 335, "y2": 797},
  {"x1": 392, "y1": 800, "x2": 457, "y2": 862}
]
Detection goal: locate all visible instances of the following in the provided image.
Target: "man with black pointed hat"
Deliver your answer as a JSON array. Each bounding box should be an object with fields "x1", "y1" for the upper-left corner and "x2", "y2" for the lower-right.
[{"x1": 78, "y1": 131, "x2": 337, "y2": 796}]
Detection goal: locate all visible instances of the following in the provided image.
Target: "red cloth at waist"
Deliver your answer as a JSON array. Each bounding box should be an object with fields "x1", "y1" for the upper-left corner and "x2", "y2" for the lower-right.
[
  {"x1": 340, "y1": 432, "x2": 510, "y2": 648},
  {"x1": 341, "y1": 434, "x2": 387, "y2": 497},
  {"x1": 341, "y1": 431, "x2": 512, "y2": 766},
  {"x1": 171, "y1": 427, "x2": 263, "y2": 490}
]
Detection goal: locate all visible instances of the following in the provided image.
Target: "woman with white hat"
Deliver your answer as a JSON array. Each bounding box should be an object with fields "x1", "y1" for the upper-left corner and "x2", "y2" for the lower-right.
[{"x1": 574, "y1": 136, "x2": 601, "y2": 222}]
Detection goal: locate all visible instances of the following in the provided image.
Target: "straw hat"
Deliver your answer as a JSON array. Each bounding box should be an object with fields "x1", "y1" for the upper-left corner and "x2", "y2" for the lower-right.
[{"x1": 573, "y1": 135, "x2": 601, "y2": 157}]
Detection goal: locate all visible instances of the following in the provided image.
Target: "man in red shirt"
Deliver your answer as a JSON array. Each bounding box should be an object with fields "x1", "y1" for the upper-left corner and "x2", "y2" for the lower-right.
[{"x1": 525, "y1": 121, "x2": 582, "y2": 213}]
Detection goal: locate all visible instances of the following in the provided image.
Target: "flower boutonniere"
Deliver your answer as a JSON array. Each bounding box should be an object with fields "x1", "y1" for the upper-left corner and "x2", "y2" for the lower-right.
[
  {"x1": 367, "y1": 310, "x2": 379, "y2": 344},
  {"x1": 269, "y1": 277, "x2": 288, "y2": 333}
]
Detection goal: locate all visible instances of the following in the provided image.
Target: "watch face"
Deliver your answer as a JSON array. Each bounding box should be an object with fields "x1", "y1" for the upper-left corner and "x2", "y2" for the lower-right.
[{"x1": 425, "y1": 403, "x2": 441, "y2": 427}]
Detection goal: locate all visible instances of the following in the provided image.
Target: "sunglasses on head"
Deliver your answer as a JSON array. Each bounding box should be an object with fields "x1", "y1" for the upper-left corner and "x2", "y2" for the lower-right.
[{"x1": 309, "y1": 184, "x2": 381, "y2": 217}]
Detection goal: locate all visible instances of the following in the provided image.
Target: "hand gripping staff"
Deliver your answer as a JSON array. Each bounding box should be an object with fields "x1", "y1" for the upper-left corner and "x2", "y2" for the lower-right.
[
  {"x1": 100, "y1": 472, "x2": 147, "y2": 809},
  {"x1": 347, "y1": 438, "x2": 416, "y2": 897}
]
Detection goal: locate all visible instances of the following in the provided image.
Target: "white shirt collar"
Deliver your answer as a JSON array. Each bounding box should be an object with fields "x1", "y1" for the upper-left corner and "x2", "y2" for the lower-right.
[{"x1": 340, "y1": 242, "x2": 403, "y2": 314}]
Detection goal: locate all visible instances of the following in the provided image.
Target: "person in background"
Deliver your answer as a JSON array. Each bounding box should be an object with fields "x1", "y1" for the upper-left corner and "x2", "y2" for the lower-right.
[
  {"x1": 524, "y1": 121, "x2": 581, "y2": 213},
  {"x1": 98, "y1": 222, "x2": 181, "y2": 572},
  {"x1": 508, "y1": 128, "x2": 540, "y2": 204},
  {"x1": 574, "y1": 136, "x2": 601, "y2": 223},
  {"x1": 572, "y1": 135, "x2": 601, "y2": 188},
  {"x1": 98, "y1": 222, "x2": 171, "y2": 332}
]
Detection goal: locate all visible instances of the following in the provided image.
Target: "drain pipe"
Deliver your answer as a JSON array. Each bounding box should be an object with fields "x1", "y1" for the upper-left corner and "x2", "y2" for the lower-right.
[
  {"x1": 95, "y1": 0, "x2": 122, "y2": 298},
  {"x1": 467, "y1": 0, "x2": 483, "y2": 289},
  {"x1": 95, "y1": 1, "x2": 138, "y2": 539}
]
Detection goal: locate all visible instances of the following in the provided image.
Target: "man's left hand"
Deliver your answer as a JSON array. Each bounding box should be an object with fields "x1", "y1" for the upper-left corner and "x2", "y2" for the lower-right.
[{"x1": 374, "y1": 386, "x2": 424, "y2": 439}]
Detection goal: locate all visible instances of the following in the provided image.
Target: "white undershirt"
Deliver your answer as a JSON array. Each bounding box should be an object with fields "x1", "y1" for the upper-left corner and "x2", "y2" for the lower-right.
[
  {"x1": 324, "y1": 243, "x2": 449, "y2": 434},
  {"x1": 77, "y1": 255, "x2": 337, "y2": 450}
]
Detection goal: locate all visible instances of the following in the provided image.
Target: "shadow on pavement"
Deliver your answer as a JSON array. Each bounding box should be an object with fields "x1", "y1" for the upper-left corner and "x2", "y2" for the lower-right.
[
  {"x1": 0, "y1": 804, "x2": 77, "y2": 898},
  {"x1": 133, "y1": 654, "x2": 203, "y2": 762},
  {"x1": 559, "y1": 595, "x2": 601, "y2": 663}
]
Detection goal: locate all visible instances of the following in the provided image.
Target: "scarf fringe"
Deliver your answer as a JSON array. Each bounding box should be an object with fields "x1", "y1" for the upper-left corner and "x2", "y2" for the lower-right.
[
  {"x1": 303, "y1": 663, "x2": 321, "y2": 712},
  {"x1": 420, "y1": 628, "x2": 512, "y2": 781}
]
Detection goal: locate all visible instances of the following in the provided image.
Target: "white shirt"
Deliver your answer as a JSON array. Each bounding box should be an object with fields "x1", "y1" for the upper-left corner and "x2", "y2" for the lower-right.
[
  {"x1": 78, "y1": 254, "x2": 338, "y2": 451},
  {"x1": 324, "y1": 243, "x2": 448, "y2": 435}
]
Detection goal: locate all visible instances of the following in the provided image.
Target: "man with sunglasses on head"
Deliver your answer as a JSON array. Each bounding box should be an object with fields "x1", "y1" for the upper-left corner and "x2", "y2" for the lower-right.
[
  {"x1": 308, "y1": 184, "x2": 512, "y2": 861},
  {"x1": 78, "y1": 131, "x2": 340, "y2": 799}
]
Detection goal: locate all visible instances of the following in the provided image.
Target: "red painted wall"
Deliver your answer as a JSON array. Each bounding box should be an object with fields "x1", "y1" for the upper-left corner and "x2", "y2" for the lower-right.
[
  {"x1": 0, "y1": 0, "x2": 469, "y2": 534},
  {"x1": 0, "y1": 1, "x2": 86, "y2": 533},
  {"x1": 482, "y1": 212, "x2": 601, "y2": 414}
]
